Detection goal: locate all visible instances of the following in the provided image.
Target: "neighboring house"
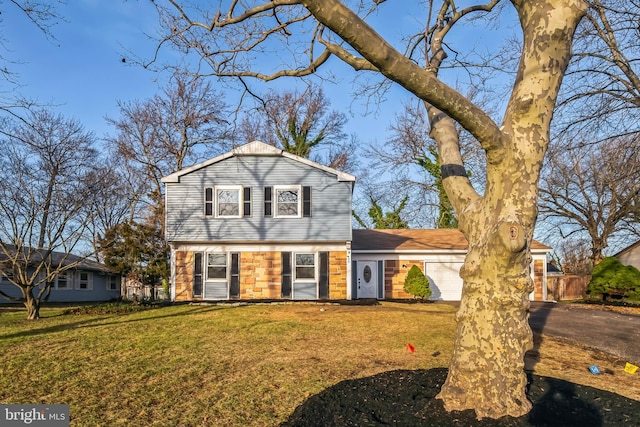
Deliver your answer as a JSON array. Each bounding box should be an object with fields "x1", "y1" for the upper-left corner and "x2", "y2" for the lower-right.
[
  {"x1": 614, "y1": 240, "x2": 640, "y2": 271},
  {"x1": 162, "y1": 140, "x2": 553, "y2": 302},
  {"x1": 122, "y1": 276, "x2": 167, "y2": 301},
  {"x1": 0, "y1": 249, "x2": 122, "y2": 303}
]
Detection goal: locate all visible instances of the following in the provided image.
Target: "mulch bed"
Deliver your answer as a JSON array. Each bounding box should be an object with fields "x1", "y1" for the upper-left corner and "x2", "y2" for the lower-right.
[{"x1": 281, "y1": 368, "x2": 639, "y2": 426}]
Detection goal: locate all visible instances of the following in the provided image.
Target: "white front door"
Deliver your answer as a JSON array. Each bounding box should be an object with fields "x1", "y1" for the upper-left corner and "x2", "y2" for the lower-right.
[{"x1": 357, "y1": 261, "x2": 378, "y2": 298}]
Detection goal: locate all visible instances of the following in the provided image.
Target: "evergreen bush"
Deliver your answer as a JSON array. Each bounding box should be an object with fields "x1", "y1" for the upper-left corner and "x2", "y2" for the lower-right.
[
  {"x1": 403, "y1": 265, "x2": 432, "y2": 299},
  {"x1": 587, "y1": 257, "x2": 640, "y2": 299}
]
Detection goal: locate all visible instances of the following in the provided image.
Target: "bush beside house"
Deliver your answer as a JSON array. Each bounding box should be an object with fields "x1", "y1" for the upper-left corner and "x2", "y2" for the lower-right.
[
  {"x1": 587, "y1": 257, "x2": 640, "y2": 301},
  {"x1": 403, "y1": 265, "x2": 432, "y2": 299}
]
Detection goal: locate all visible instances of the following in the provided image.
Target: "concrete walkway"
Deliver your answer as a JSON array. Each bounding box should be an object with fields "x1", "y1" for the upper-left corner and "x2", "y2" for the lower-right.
[{"x1": 528, "y1": 302, "x2": 640, "y2": 364}]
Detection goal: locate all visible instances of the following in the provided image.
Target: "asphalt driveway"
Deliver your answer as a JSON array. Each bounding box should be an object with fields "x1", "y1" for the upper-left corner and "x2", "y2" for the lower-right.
[{"x1": 528, "y1": 302, "x2": 640, "y2": 364}]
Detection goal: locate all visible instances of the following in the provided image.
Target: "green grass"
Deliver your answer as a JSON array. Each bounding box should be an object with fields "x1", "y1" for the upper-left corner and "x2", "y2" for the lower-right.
[
  {"x1": 0, "y1": 303, "x2": 457, "y2": 426},
  {"x1": 0, "y1": 302, "x2": 637, "y2": 426}
]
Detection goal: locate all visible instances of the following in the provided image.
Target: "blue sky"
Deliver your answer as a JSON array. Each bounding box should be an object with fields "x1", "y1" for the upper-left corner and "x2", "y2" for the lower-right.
[
  {"x1": 2, "y1": 1, "x2": 177, "y2": 140},
  {"x1": 1, "y1": 1, "x2": 420, "y2": 148}
]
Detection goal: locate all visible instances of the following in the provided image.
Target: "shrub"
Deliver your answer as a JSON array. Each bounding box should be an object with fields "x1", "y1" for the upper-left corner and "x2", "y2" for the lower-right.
[
  {"x1": 403, "y1": 265, "x2": 432, "y2": 299},
  {"x1": 587, "y1": 257, "x2": 640, "y2": 299}
]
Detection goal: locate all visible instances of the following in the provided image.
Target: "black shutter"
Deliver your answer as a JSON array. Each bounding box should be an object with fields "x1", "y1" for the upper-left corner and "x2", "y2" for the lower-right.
[
  {"x1": 204, "y1": 188, "x2": 213, "y2": 216},
  {"x1": 243, "y1": 187, "x2": 251, "y2": 217},
  {"x1": 281, "y1": 252, "x2": 292, "y2": 298},
  {"x1": 264, "y1": 186, "x2": 272, "y2": 217},
  {"x1": 193, "y1": 252, "x2": 203, "y2": 297},
  {"x1": 319, "y1": 251, "x2": 329, "y2": 299},
  {"x1": 230, "y1": 252, "x2": 240, "y2": 297},
  {"x1": 303, "y1": 186, "x2": 311, "y2": 217}
]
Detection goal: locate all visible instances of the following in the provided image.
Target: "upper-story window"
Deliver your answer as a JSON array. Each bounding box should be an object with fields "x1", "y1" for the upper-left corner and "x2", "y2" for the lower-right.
[
  {"x1": 264, "y1": 186, "x2": 311, "y2": 218},
  {"x1": 276, "y1": 186, "x2": 300, "y2": 217},
  {"x1": 205, "y1": 186, "x2": 251, "y2": 218}
]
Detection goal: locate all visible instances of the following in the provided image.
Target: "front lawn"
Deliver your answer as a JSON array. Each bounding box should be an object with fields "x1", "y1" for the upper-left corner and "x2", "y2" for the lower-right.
[{"x1": 0, "y1": 302, "x2": 636, "y2": 426}]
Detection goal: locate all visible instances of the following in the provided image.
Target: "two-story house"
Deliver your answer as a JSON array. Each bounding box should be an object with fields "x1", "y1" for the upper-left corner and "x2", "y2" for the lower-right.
[
  {"x1": 162, "y1": 140, "x2": 355, "y2": 301},
  {"x1": 162, "y1": 140, "x2": 552, "y2": 302}
]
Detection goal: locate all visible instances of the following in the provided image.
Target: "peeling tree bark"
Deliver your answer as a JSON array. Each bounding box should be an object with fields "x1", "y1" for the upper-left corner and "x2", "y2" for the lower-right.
[{"x1": 434, "y1": 1, "x2": 587, "y2": 418}]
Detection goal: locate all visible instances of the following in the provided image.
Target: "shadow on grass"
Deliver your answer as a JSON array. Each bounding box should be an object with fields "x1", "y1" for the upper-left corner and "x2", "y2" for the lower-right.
[
  {"x1": 0, "y1": 305, "x2": 226, "y2": 341},
  {"x1": 282, "y1": 368, "x2": 638, "y2": 426}
]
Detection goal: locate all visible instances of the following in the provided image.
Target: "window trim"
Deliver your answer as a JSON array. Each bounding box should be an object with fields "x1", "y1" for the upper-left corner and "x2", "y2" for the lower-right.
[
  {"x1": 274, "y1": 185, "x2": 302, "y2": 218},
  {"x1": 205, "y1": 186, "x2": 249, "y2": 218},
  {"x1": 215, "y1": 185, "x2": 243, "y2": 218},
  {"x1": 107, "y1": 275, "x2": 120, "y2": 291},
  {"x1": 54, "y1": 271, "x2": 72, "y2": 290},
  {"x1": 294, "y1": 252, "x2": 317, "y2": 282},
  {"x1": 206, "y1": 252, "x2": 228, "y2": 281},
  {"x1": 76, "y1": 271, "x2": 93, "y2": 291}
]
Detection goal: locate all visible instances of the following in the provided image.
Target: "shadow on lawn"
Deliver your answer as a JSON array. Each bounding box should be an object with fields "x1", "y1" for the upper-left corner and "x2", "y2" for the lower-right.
[
  {"x1": 0, "y1": 304, "x2": 225, "y2": 340},
  {"x1": 281, "y1": 368, "x2": 638, "y2": 426}
]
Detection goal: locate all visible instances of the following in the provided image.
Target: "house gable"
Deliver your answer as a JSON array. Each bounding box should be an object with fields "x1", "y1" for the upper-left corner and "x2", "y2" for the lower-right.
[{"x1": 162, "y1": 141, "x2": 355, "y2": 244}]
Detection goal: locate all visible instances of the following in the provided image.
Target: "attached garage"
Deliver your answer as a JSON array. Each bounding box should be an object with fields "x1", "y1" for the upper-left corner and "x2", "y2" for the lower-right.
[
  {"x1": 424, "y1": 259, "x2": 465, "y2": 300},
  {"x1": 351, "y1": 229, "x2": 552, "y2": 301}
]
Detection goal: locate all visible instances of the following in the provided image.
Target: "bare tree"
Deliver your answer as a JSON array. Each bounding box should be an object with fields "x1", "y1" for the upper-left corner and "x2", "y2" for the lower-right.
[
  {"x1": 85, "y1": 164, "x2": 135, "y2": 262},
  {"x1": 551, "y1": 238, "x2": 593, "y2": 275},
  {"x1": 539, "y1": 137, "x2": 640, "y2": 264},
  {"x1": 372, "y1": 99, "x2": 487, "y2": 228},
  {"x1": 235, "y1": 83, "x2": 356, "y2": 170},
  {"x1": 0, "y1": 109, "x2": 98, "y2": 319},
  {"x1": 105, "y1": 71, "x2": 231, "y2": 223},
  {"x1": 555, "y1": 0, "x2": 640, "y2": 143},
  {"x1": 151, "y1": 0, "x2": 586, "y2": 418}
]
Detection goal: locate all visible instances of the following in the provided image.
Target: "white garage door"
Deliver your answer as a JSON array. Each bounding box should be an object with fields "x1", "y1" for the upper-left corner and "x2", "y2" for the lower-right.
[{"x1": 425, "y1": 261, "x2": 464, "y2": 301}]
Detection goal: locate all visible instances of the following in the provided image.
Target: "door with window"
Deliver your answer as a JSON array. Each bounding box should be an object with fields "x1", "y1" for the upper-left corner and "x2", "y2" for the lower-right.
[{"x1": 357, "y1": 261, "x2": 378, "y2": 298}]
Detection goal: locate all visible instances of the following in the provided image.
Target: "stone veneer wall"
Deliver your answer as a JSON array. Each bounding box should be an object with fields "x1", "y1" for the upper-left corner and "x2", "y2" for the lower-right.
[
  {"x1": 385, "y1": 259, "x2": 424, "y2": 299},
  {"x1": 328, "y1": 251, "x2": 348, "y2": 299},
  {"x1": 239, "y1": 251, "x2": 282, "y2": 299},
  {"x1": 173, "y1": 250, "x2": 349, "y2": 301},
  {"x1": 174, "y1": 251, "x2": 194, "y2": 301}
]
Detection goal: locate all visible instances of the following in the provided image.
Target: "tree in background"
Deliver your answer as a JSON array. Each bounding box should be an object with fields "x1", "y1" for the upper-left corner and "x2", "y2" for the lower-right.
[
  {"x1": 0, "y1": 109, "x2": 99, "y2": 319},
  {"x1": 403, "y1": 265, "x2": 432, "y2": 300},
  {"x1": 85, "y1": 165, "x2": 136, "y2": 263},
  {"x1": 554, "y1": 0, "x2": 640, "y2": 144},
  {"x1": 152, "y1": 0, "x2": 587, "y2": 418},
  {"x1": 539, "y1": 137, "x2": 640, "y2": 264},
  {"x1": 373, "y1": 100, "x2": 486, "y2": 229},
  {"x1": 105, "y1": 71, "x2": 231, "y2": 225},
  {"x1": 104, "y1": 72, "x2": 230, "y2": 283},
  {"x1": 353, "y1": 195, "x2": 409, "y2": 229},
  {"x1": 98, "y1": 221, "x2": 169, "y2": 300},
  {"x1": 236, "y1": 84, "x2": 356, "y2": 171},
  {"x1": 551, "y1": 239, "x2": 593, "y2": 276}
]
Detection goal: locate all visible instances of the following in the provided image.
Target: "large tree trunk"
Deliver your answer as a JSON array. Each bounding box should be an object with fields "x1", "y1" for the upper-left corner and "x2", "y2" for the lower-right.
[
  {"x1": 431, "y1": 1, "x2": 587, "y2": 418},
  {"x1": 437, "y1": 216, "x2": 536, "y2": 417}
]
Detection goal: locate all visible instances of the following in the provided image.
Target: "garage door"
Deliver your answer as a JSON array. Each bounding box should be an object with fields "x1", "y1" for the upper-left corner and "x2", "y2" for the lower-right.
[{"x1": 425, "y1": 261, "x2": 464, "y2": 301}]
